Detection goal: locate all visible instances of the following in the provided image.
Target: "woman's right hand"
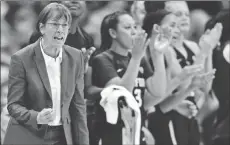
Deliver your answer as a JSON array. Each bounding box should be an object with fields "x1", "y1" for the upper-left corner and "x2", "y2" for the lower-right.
[
  {"x1": 132, "y1": 30, "x2": 150, "y2": 60},
  {"x1": 37, "y1": 108, "x2": 54, "y2": 124}
]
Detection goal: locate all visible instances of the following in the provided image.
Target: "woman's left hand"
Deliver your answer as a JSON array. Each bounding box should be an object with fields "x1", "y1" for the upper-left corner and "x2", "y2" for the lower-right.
[
  {"x1": 150, "y1": 26, "x2": 172, "y2": 54},
  {"x1": 199, "y1": 23, "x2": 223, "y2": 55}
]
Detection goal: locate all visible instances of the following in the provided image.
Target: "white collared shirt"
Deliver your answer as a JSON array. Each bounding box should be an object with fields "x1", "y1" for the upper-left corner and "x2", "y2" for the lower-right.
[{"x1": 40, "y1": 38, "x2": 62, "y2": 126}]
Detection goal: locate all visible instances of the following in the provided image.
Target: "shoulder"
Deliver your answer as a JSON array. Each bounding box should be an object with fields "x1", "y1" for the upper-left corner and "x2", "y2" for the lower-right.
[
  {"x1": 12, "y1": 41, "x2": 38, "y2": 60},
  {"x1": 184, "y1": 40, "x2": 200, "y2": 55},
  {"x1": 93, "y1": 51, "x2": 113, "y2": 62},
  {"x1": 63, "y1": 44, "x2": 82, "y2": 57}
]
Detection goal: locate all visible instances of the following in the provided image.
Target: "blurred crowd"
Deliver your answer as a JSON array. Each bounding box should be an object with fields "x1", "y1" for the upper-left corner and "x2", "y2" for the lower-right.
[{"x1": 1, "y1": 1, "x2": 229, "y2": 144}]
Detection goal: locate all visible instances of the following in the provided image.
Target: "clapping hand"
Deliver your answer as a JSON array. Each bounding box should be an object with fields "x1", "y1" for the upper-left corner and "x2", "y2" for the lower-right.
[
  {"x1": 152, "y1": 26, "x2": 172, "y2": 54},
  {"x1": 132, "y1": 30, "x2": 150, "y2": 60},
  {"x1": 178, "y1": 64, "x2": 204, "y2": 81},
  {"x1": 199, "y1": 23, "x2": 223, "y2": 55},
  {"x1": 176, "y1": 64, "x2": 203, "y2": 89},
  {"x1": 189, "y1": 69, "x2": 216, "y2": 89}
]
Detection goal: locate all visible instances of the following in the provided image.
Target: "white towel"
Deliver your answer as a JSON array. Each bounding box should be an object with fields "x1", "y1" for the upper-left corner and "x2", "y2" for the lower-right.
[
  {"x1": 100, "y1": 85, "x2": 141, "y2": 144},
  {"x1": 223, "y1": 43, "x2": 230, "y2": 64}
]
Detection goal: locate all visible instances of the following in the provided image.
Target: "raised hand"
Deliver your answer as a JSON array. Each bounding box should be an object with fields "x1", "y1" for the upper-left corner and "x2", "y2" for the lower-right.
[
  {"x1": 81, "y1": 47, "x2": 96, "y2": 73},
  {"x1": 151, "y1": 26, "x2": 172, "y2": 54},
  {"x1": 132, "y1": 30, "x2": 150, "y2": 60},
  {"x1": 199, "y1": 23, "x2": 223, "y2": 55}
]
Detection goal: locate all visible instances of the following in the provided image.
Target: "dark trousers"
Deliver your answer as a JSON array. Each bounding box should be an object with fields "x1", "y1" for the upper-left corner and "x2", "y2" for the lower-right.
[
  {"x1": 43, "y1": 125, "x2": 67, "y2": 145},
  {"x1": 148, "y1": 110, "x2": 201, "y2": 145}
]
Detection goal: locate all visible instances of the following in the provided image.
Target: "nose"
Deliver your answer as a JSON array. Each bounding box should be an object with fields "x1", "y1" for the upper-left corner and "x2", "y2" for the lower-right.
[
  {"x1": 56, "y1": 24, "x2": 64, "y2": 32},
  {"x1": 182, "y1": 13, "x2": 189, "y2": 21},
  {"x1": 131, "y1": 27, "x2": 137, "y2": 36},
  {"x1": 173, "y1": 26, "x2": 181, "y2": 35}
]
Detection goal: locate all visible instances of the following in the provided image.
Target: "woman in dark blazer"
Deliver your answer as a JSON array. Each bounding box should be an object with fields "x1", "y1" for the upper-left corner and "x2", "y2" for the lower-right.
[{"x1": 4, "y1": 3, "x2": 88, "y2": 145}]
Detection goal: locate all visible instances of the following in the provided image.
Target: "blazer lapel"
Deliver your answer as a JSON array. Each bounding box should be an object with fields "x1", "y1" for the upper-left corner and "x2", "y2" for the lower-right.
[
  {"x1": 33, "y1": 39, "x2": 52, "y2": 98},
  {"x1": 61, "y1": 46, "x2": 69, "y2": 104}
]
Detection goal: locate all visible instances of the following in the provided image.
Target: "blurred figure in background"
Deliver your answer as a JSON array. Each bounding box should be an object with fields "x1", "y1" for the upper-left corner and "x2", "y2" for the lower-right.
[
  {"x1": 83, "y1": 1, "x2": 128, "y2": 48},
  {"x1": 188, "y1": 9, "x2": 211, "y2": 43},
  {"x1": 1, "y1": 1, "x2": 18, "y2": 142},
  {"x1": 130, "y1": 1, "x2": 146, "y2": 30},
  {"x1": 14, "y1": 5, "x2": 37, "y2": 48}
]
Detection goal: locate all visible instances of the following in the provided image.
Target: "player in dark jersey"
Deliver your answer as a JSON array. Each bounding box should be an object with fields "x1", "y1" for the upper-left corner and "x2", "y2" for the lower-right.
[
  {"x1": 142, "y1": 8, "x2": 219, "y2": 145},
  {"x1": 142, "y1": 2, "x2": 221, "y2": 144},
  {"x1": 91, "y1": 11, "x2": 170, "y2": 145}
]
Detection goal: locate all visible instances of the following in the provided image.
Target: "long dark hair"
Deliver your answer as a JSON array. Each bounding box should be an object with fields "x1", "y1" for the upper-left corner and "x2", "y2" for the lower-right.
[{"x1": 100, "y1": 11, "x2": 129, "y2": 52}]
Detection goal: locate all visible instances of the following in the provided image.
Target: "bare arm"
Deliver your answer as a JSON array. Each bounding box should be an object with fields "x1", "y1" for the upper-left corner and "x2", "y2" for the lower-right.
[
  {"x1": 106, "y1": 58, "x2": 142, "y2": 92},
  {"x1": 146, "y1": 52, "x2": 167, "y2": 98},
  {"x1": 106, "y1": 31, "x2": 150, "y2": 92},
  {"x1": 159, "y1": 84, "x2": 196, "y2": 113}
]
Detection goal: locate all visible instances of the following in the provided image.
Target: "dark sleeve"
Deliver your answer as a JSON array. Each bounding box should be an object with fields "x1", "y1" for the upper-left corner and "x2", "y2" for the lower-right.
[
  {"x1": 141, "y1": 57, "x2": 154, "y2": 80},
  {"x1": 29, "y1": 31, "x2": 41, "y2": 44},
  {"x1": 86, "y1": 33, "x2": 94, "y2": 48},
  {"x1": 92, "y1": 54, "x2": 118, "y2": 87},
  {"x1": 7, "y1": 55, "x2": 40, "y2": 130},
  {"x1": 82, "y1": 28, "x2": 95, "y2": 67},
  {"x1": 81, "y1": 28, "x2": 94, "y2": 49},
  {"x1": 70, "y1": 52, "x2": 89, "y2": 145}
]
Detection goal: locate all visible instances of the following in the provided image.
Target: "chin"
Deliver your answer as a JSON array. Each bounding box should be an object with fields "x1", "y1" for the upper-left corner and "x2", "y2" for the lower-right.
[
  {"x1": 180, "y1": 28, "x2": 190, "y2": 36},
  {"x1": 53, "y1": 42, "x2": 64, "y2": 47},
  {"x1": 71, "y1": 11, "x2": 83, "y2": 18}
]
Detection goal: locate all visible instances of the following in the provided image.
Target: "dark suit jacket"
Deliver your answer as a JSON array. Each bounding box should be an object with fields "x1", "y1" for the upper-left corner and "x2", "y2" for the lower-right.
[{"x1": 6, "y1": 39, "x2": 89, "y2": 145}]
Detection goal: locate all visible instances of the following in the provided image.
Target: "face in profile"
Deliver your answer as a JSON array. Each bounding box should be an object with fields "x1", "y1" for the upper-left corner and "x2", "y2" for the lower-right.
[
  {"x1": 111, "y1": 14, "x2": 137, "y2": 50},
  {"x1": 61, "y1": 1, "x2": 86, "y2": 18},
  {"x1": 165, "y1": 1, "x2": 190, "y2": 35},
  {"x1": 40, "y1": 11, "x2": 70, "y2": 47}
]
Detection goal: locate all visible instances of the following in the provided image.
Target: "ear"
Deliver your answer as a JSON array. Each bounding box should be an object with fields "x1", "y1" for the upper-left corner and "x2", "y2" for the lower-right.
[
  {"x1": 39, "y1": 23, "x2": 45, "y2": 35},
  {"x1": 153, "y1": 24, "x2": 160, "y2": 33},
  {"x1": 109, "y1": 28, "x2": 117, "y2": 39}
]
